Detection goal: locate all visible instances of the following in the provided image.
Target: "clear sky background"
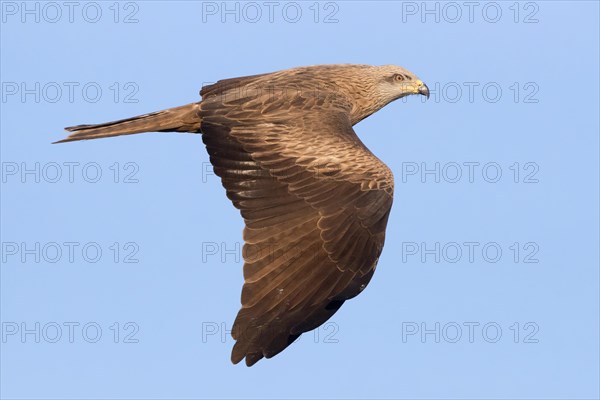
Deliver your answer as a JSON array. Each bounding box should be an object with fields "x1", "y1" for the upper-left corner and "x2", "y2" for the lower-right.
[{"x1": 1, "y1": 1, "x2": 599, "y2": 399}]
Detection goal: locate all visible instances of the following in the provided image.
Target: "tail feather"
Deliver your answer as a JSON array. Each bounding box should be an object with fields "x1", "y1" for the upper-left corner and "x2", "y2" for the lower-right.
[{"x1": 54, "y1": 102, "x2": 202, "y2": 143}]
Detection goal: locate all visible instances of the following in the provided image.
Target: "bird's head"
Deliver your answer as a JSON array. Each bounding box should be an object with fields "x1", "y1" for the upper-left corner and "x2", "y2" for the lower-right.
[
  {"x1": 373, "y1": 64, "x2": 429, "y2": 102},
  {"x1": 341, "y1": 64, "x2": 429, "y2": 124}
]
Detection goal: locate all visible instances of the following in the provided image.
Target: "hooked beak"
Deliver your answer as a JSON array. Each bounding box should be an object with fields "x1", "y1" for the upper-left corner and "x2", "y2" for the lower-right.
[{"x1": 417, "y1": 80, "x2": 430, "y2": 99}]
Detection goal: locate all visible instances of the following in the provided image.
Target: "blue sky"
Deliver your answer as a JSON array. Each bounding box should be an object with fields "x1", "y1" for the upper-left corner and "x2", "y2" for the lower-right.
[{"x1": 1, "y1": 1, "x2": 599, "y2": 399}]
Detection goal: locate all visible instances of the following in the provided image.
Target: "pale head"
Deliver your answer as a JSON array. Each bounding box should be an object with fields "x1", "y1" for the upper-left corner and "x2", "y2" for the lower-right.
[
  {"x1": 373, "y1": 64, "x2": 429, "y2": 101},
  {"x1": 340, "y1": 64, "x2": 429, "y2": 124}
]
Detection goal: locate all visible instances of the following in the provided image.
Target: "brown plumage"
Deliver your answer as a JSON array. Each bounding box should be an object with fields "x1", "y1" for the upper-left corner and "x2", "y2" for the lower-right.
[{"x1": 56, "y1": 64, "x2": 430, "y2": 366}]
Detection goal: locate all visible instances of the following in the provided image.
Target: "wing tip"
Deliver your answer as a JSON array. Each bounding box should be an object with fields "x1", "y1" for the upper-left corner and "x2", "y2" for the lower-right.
[{"x1": 231, "y1": 342, "x2": 264, "y2": 367}]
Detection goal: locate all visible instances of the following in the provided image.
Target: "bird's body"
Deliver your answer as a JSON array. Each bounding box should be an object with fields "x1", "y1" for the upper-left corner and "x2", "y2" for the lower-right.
[{"x1": 57, "y1": 64, "x2": 429, "y2": 366}]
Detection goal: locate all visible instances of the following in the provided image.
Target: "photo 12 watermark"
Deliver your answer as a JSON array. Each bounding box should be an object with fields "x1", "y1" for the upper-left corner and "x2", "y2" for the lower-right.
[
  {"x1": 199, "y1": 241, "x2": 331, "y2": 265},
  {"x1": 400, "y1": 321, "x2": 540, "y2": 344},
  {"x1": 1, "y1": 321, "x2": 140, "y2": 344},
  {"x1": 201, "y1": 321, "x2": 339, "y2": 344},
  {"x1": 200, "y1": 1, "x2": 340, "y2": 24},
  {"x1": 1, "y1": 162, "x2": 140, "y2": 184},
  {"x1": 1, "y1": 241, "x2": 140, "y2": 264},
  {"x1": 1, "y1": 1, "x2": 140, "y2": 24},
  {"x1": 401, "y1": 81, "x2": 540, "y2": 104},
  {"x1": 400, "y1": 161, "x2": 539, "y2": 184},
  {"x1": 399, "y1": 1, "x2": 540, "y2": 24},
  {"x1": 400, "y1": 241, "x2": 540, "y2": 264},
  {"x1": 1, "y1": 82, "x2": 140, "y2": 104}
]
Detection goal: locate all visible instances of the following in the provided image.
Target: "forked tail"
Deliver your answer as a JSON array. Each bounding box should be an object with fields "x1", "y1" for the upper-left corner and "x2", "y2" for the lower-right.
[{"x1": 54, "y1": 102, "x2": 202, "y2": 143}]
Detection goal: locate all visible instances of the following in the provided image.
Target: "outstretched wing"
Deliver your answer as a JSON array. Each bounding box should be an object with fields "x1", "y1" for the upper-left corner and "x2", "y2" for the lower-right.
[{"x1": 200, "y1": 88, "x2": 394, "y2": 366}]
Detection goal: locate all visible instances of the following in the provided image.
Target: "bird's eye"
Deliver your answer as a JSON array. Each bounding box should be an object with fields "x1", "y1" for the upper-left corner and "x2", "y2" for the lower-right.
[{"x1": 393, "y1": 74, "x2": 405, "y2": 82}]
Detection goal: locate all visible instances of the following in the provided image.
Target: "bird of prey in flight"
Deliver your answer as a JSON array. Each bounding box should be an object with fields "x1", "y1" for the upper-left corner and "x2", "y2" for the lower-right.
[{"x1": 56, "y1": 64, "x2": 430, "y2": 366}]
